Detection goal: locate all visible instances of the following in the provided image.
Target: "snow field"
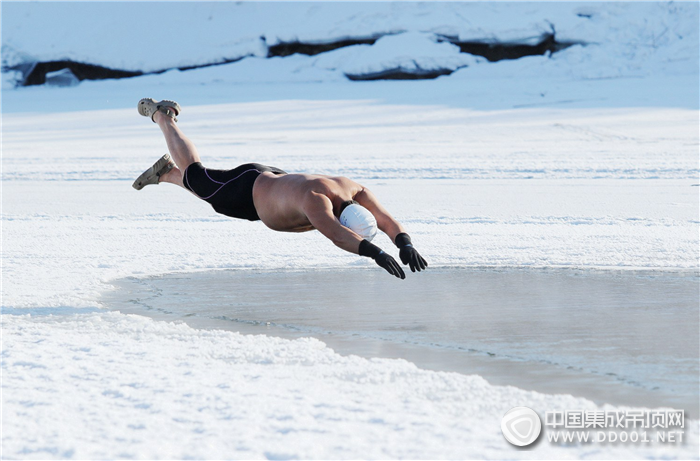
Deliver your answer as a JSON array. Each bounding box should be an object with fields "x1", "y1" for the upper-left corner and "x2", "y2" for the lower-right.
[
  {"x1": 2, "y1": 101, "x2": 698, "y2": 458},
  {"x1": 2, "y1": 102, "x2": 697, "y2": 309},
  {"x1": 4, "y1": 312, "x2": 698, "y2": 459}
]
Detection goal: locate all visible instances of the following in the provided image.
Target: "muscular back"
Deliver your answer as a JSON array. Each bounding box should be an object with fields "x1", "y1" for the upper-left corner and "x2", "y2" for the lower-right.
[{"x1": 252, "y1": 173, "x2": 363, "y2": 232}]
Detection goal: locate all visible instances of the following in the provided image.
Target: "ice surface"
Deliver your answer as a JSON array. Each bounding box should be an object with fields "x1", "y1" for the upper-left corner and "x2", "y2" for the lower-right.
[
  {"x1": 2, "y1": 2, "x2": 699, "y2": 459},
  {"x1": 3, "y1": 103, "x2": 697, "y2": 308}
]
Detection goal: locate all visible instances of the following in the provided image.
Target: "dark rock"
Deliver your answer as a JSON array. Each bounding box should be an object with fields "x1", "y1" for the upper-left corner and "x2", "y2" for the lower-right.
[{"x1": 437, "y1": 33, "x2": 581, "y2": 62}]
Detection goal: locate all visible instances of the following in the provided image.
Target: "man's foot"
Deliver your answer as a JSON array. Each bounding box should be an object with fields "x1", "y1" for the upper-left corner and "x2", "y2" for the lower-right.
[
  {"x1": 132, "y1": 154, "x2": 177, "y2": 190},
  {"x1": 137, "y1": 98, "x2": 181, "y2": 123}
]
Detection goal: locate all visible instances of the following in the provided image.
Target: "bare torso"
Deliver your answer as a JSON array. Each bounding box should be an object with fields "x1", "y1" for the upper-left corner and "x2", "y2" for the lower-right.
[{"x1": 252, "y1": 172, "x2": 363, "y2": 232}]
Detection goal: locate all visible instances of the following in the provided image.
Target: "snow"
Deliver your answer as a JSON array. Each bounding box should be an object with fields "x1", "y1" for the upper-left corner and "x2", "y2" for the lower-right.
[
  {"x1": 339, "y1": 32, "x2": 477, "y2": 77},
  {"x1": 2, "y1": 2, "x2": 698, "y2": 83},
  {"x1": 2, "y1": 1, "x2": 699, "y2": 459},
  {"x1": 3, "y1": 102, "x2": 697, "y2": 309},
  {"x1": 4, "y1": 312, "x2": 698, "y2": 459}
]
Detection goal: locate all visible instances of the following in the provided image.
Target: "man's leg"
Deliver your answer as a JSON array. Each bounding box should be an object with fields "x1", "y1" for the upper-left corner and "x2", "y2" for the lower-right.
[
  {"x1": 157, "y1": 164, "x2": 184, "y2": 187},
  {"x1": 154, "y1": 109, "x2": 200, "y2": 168},
  {"x1": 133, "y1": 99, "x2": 203, "y2": 190}
]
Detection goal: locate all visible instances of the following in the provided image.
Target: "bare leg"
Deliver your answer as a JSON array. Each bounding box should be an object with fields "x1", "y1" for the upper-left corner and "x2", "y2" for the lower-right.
[
  {"x1": 159, "y1": 165, "x2": 184, "y2": 187},
  {"x1": 154, "y1": 110, "x2": 201, "y2": 173}
]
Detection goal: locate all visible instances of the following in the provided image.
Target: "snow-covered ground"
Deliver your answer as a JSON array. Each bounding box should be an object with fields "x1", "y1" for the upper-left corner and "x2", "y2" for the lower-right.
[{"x1": 2, "y1": 2, "x2": 699, "y2": 459}]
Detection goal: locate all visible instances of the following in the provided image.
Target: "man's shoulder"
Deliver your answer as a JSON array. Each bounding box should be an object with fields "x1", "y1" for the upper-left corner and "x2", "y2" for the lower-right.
[{"x1": 304, "y1": 175, "x2": 362, "y2": 194}]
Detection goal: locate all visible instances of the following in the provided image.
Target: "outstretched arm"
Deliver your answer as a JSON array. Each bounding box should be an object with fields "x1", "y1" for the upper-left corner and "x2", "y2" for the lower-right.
[
  {"x1": 353, "y1": 187, "x2": 405, "y2": 242},
  {"x1": 353, "y1": 187, "x2": 428, "y2": 273},
  {"x1": 303, "y1": 191, "x2": 405, "y2": 279}
]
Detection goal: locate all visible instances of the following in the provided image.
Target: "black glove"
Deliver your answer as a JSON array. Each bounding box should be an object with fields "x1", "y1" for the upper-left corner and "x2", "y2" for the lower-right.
[
  {"x1": 394, "y1": 233, "x2": 428, "y2": 272},
  {"x1": 359, "y1": 240, "x2": 406, "y2": 279}
]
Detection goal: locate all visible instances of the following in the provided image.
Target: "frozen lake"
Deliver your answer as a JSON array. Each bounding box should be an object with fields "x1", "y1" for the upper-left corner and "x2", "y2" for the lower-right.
[{"x1": 103, "y1": 268, "x2": 699, "y2": 417}]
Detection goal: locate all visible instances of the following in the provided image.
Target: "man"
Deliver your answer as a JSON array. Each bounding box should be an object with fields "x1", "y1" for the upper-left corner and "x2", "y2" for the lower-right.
[{"x1": 134, "y1": 98, "x2": 428, "y2": 279}]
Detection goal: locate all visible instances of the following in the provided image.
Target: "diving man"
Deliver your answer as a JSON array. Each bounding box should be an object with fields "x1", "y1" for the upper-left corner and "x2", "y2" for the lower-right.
[{"x1": 134, "y1": 98, "x2": 428, "y2": 279}]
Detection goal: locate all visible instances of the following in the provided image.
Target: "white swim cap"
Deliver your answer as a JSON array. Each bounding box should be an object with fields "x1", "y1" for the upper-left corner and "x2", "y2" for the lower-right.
[{"x1": 339, "y1": 203, "x2": 378, "y2": 241}]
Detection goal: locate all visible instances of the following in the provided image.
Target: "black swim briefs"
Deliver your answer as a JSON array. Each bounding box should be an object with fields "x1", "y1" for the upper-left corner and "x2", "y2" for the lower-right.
[{"x1": 183, "y1": 162, "x2": 287, "y2": 221}]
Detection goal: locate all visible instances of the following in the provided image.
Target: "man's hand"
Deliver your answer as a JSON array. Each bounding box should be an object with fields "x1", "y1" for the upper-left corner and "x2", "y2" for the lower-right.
[
  {"x1": 395, "y1": 233, "x2": 428, "y2": 272},
  {"x1": 359, "y1": 240, "x2": 406, "y2": 279},
  {"x1": 374, "y1": 251, "x2": 406, "y2": 279}
]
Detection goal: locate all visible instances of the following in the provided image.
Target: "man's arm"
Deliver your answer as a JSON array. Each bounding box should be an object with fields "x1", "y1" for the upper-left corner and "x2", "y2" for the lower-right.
[
  {"x1": 303, "y1": 191, "x2": 363, "y2": 254},
  {"x1": 353, "y1": 187, "x2": 428, "y2": 273},
  {"x1": 353, "y1": 187, "x2": 405, "y2": 241},
  {"x1": 303, "y1": 191, "x2": 405, "y2": 279}
]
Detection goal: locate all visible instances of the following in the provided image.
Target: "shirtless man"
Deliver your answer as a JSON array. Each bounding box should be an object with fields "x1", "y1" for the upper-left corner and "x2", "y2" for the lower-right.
[{"x1": 134, "y1": 98, "x2": 428, "y2": 279}]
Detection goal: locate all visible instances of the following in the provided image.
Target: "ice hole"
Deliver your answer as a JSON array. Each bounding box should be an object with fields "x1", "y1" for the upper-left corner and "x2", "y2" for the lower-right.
[{"x1": 102, "y1": 267, "x2": 699, "y2": 417}]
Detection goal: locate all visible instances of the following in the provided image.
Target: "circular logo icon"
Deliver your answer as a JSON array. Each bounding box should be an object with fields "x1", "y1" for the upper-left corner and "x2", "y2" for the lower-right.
[{"x1": 501, "y1": 407, "x2": 542, "y2": 447}]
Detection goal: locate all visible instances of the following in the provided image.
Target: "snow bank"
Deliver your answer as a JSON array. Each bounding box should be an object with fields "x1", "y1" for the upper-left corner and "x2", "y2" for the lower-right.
[
  {"x1": 2, "y1": 2, "x2": 697, "y2": 86},
  {"x1": 4, "y1": 312, "x2": 698, "y2": 459},
  {"x1": 341, "y1": 32, "x2": 477, "y2": 78}
]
